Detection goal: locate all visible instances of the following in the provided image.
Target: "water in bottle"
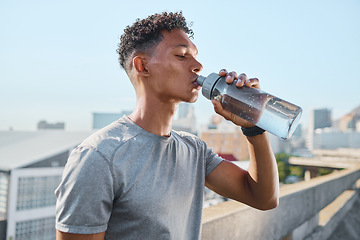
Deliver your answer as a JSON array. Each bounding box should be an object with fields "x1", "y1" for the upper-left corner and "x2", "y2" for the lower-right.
[{"x1": 196, "y1": 73, "x2": 302, "y2": 139}]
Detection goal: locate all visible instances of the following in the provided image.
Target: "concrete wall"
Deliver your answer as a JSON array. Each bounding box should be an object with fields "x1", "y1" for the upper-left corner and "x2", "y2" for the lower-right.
[{"x1": 202, "y1": 168, "x2": 360, "y2": 240}]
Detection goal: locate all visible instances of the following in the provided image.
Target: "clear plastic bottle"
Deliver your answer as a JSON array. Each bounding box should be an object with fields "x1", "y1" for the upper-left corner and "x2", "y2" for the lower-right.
[{"x1": 196, "y1": 73, "x2": 302, "y2": 139}]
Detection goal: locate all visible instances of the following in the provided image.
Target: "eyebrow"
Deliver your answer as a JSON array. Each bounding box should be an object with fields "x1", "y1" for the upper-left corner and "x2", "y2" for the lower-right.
[{"x1": 174, "y1": 44, "x2": 198, "y2": 55}]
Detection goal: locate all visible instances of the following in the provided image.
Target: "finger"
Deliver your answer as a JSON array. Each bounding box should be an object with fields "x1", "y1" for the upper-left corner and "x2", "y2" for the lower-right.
[
  {"x1": 219, "y1": 69, "x2": 228, "y2": 76},
  {"x1": 212, "y1": 99, "x2": 256, "y2": 127},
  {"x1": 246, "y1": 77, "x2": 260, "y2": 89},
  {"x1": 225, "y1": 71, "x2": 238, "y2": 84},
  {"x1": 236, "y1": 73, "x2": 247, "y2": 87},
  {"x1": 211, "y1": 99, "x2": 223, "y2": 114},
  {"x1": 211, "y1": 99, "x2": 232, "y2": 121}
]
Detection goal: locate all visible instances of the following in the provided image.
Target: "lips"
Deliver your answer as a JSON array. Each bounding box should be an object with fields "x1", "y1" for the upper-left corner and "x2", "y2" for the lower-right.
[
  {"x1": 192, "y1": 80, "x2": 201, "y2": 90},
  {"x1": 192, "y1": 76, "x2": 201, "y2": 89}
]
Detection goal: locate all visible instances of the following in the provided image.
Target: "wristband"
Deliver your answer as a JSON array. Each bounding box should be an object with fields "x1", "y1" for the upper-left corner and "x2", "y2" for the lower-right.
[{"x1": 241, "y1": 126, "x2": 265, "y2": 137}]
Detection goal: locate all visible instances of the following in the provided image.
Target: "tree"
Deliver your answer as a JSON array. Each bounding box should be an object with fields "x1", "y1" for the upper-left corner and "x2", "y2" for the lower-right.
[
  {"x1": 277, "y1": 161, "x2": 288, "y2": 182},
  {"x1": 289, "y1": 166, "x2": 304, "y2": 178},
  {"x1": 275, "y1": 153, "x2": 290, "y2": 183},
  {"x1": 275, "y1": 153, "x2": 290, "y2": 163},
  {"x1": 275, "y1": 153, "x2": 304, "y2": 183}
]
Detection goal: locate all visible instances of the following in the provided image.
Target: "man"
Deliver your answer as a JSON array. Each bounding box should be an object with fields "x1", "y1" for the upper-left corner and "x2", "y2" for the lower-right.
[{"x1": 55, "y1": 11, "x2": 279, "y2": 240}]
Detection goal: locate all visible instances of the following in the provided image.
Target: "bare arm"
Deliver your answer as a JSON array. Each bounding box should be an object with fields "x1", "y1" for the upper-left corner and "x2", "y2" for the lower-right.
[
  {"x1": 205, "y1": 70, "x2": 279, "y2": 210},
  {"x1": 56, "y1": 230, "x2": 105, "y2": 240},
  {"x1": 206, "y1": 133, "x2": 279, "y2": 210}
]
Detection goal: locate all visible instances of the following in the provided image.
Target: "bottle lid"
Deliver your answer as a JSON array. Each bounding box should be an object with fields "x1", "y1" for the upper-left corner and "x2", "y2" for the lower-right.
[
  {"x1": 196, "y1": 75, "x2": 206, "y2": 86},
  {"x1": 196, "y1": 73, "x2": 222, "y2": 99}
]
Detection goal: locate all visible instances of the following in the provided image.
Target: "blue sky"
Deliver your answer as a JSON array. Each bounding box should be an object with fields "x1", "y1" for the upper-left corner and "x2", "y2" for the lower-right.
[{"x1": 1, "y1": 0, "x2": 359, "y2": 131}]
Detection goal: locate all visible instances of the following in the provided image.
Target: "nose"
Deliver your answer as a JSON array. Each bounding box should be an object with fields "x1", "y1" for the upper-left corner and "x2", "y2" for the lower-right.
[{"x1": 192, "y1": 59, "x2": 203, "y2": 73}]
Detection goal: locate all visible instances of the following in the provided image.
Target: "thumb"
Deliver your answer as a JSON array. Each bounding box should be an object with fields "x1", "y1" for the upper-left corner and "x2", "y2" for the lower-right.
[
  {"x1": 211, "y1": 99, "x2": 222, "y2": 114},
  {"x1": 211, "y1": 99, "x2": 232, "y2": 121}
]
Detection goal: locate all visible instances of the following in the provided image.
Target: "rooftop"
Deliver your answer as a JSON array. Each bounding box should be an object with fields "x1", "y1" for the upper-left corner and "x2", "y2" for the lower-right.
[{"x1": 0, "y1": 130, "x2": 93, "y2": 170}]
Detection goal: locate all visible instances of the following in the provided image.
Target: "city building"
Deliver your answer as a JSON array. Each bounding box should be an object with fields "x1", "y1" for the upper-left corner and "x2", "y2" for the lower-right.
[
  {"x1": 313, "y1": 108, "x2": 332, "y2": 130},
  {"x1": 313, "y1": 128, "x2": 360, "y2": 149},
  {"x1": 307, "y1": 108, "x2": 332, "y2": 150},
  {"x1": 199, "y1": 115, "x2": 249, "y2": 161},
  {"x1": 37, "y1": 121, "x2": 65, "y2": 130},
  {"x1": 177, "y1": 102, "x2": 191, "y2": 119},
  {"x1": 173, "y1": 103, "x2": 197, "y2": 134},
  {"x1": 268, "y1": 123, "x2": 306, "y2": 155},
  {"x1": 305, "y1": 106, "x2": 360, "y2": 151},
  {"x1": 336, "y1": 105, "x2": 360, "y2": 132},
  {"x1": 93, "y1": 104, "x2": 197, "y2": 134},
  {"x1": 92, "y1": 111, "x2": 132, "y2": 129},
  {"x1": 0, "y1": 130, "x2": 93, "y2": 240}
]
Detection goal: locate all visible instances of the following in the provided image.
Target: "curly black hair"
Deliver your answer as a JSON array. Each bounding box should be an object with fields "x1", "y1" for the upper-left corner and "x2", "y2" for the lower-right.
[{"x1": 117, "y1": 11, "x2": 193, "y2": 72}]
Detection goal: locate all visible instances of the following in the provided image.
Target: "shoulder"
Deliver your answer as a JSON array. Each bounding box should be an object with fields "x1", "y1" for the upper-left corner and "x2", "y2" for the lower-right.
[
  {"x1": 171, "y1": 130, "x2": 207, "y2": 149},
  {"x1": 172, "y1": 130, "x2": 199, "y2": 141},
  {"x1": 77, "y1": 116, "x2": 140, "y2": 160}
]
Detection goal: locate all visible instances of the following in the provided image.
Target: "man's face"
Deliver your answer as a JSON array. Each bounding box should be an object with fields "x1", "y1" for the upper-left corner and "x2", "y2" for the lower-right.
[{"x1": 144, "y1": 29, "x2": 203, "y2": 103}]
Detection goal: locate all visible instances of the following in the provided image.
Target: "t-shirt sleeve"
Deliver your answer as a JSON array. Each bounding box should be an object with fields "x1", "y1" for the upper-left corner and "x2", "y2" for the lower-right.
[
  {"x1": 55, "y1": 146, "x2": 114, "y2": 234},
  {"x1": 203, "y1": 142, "x2": 223, "y2": 177}
]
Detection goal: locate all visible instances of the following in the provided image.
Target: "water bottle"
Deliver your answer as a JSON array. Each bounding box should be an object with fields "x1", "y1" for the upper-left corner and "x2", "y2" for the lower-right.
[{"x1": 196, "y1": 73, "x2": 302, "y2": 139}]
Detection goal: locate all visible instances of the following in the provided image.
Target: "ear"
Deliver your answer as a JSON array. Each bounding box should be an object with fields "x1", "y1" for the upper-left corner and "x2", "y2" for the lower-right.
[{"x1": 133, "y1": 56, "x2": 150, "y2": 76}]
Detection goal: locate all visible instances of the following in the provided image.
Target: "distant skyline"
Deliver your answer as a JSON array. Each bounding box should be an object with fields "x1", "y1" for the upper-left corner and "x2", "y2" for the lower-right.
[{"x1": 1, "y1": 1, "x2": 359, "y2": 131}]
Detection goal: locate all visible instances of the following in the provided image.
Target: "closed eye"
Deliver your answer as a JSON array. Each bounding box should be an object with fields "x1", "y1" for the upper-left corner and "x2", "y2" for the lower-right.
[{"x1": 176, "y1": 55, "x2": 186, "y2": 59}]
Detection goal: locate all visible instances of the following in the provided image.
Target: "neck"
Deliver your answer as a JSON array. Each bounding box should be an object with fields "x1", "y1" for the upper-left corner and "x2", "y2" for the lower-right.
[{"x1": 129, "y1": 95, "x2": 178, "y2": 137}]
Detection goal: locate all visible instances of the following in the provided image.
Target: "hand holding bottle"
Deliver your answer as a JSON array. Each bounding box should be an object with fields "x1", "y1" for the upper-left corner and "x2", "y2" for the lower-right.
[
  {"x1": 196, "y1": 69, "x2": 302, "y2": 139},
  {"x1": 211, "y1": 69, "x2": 263, "y2": 128}
]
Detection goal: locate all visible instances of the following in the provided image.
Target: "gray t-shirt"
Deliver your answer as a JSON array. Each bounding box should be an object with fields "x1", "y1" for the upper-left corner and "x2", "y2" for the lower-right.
[{"x1": 55, "y1": 116, "x2": 223, "y2": 239}]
